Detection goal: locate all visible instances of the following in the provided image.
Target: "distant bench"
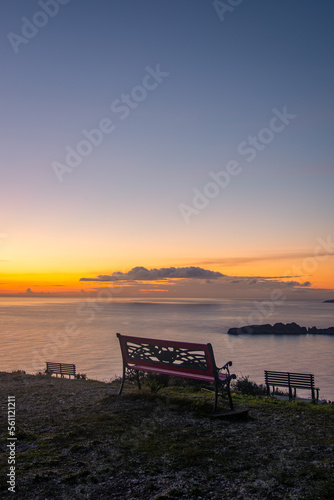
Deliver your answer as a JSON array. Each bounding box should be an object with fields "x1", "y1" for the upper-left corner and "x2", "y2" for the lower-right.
[
  {"x1": 264, "y1": 370, "x2": 319, "y2": 401},
  {"x1": 116, "y1": 333, "x2": 236, "y2": 412},
  {"x1": 46, "y1": 362, "x2": 76, "y2": 379}
]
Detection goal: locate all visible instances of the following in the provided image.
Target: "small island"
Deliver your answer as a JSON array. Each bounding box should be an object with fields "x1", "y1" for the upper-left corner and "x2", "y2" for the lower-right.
[
  {"x1": 323, "y1": 299, "x2": 334, "y2": 303},
  {"x1": 227, "y1": 322, "x2": 334, "y2": 335}
]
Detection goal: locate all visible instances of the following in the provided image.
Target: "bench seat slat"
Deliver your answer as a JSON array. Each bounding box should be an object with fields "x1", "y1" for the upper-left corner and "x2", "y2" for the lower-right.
[
  {"x1": 127, "y1": 364, "x2": 229, "y2": 383},
  {"x1": 128, "y1": 364, "x2": 215, "y2": 382},
  {"x1": 267, "y1": 382, "x2": 315, "y2": 389}
]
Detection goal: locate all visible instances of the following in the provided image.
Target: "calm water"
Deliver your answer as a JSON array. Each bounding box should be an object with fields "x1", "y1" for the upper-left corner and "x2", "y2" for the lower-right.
[{"x1": 1, "y1": 297, "x2": 333, "y2": 400}]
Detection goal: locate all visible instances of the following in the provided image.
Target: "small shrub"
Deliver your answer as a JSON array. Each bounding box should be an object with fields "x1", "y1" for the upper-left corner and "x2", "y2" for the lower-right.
[
  {"x1": 168, "y1": 376, "x2": 208, "y2": 391},
  {"x1": 146, "y1": 378, "x2": 162, "y2": 394},
  {"x1": 232, "y1": 376, "x2": 266, "y2": 396},
  {"x1": 11, "y1": 369, "x2": 26, "y2": 375},
  {"x1": 142, "y1": 372, "x2": 169, "y2": 393},
  {"x1": 143, "y1": 373, "x2": 209, "y2": 392},
  {"x1": 143, "y1": 372, "x2": 170, "y2": 387}
]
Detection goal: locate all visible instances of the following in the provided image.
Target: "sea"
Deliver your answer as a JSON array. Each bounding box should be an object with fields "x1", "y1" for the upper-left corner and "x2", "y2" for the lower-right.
[{"x1": 1, "y1": 297, "x2": 333, "y2": 400}]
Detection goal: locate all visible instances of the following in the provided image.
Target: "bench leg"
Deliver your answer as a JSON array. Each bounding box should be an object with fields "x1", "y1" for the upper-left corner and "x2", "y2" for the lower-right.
[
  {"x1": 226, "y1": 383, "x2": 234, "y2": 411},
  {"x1": 118, "y1": 367, "x2": 142, "y2": 396},
  {"x1": 136, "y1": 370, "x2": 141, "y2": 390},
  {"x1": 213, "y1": 380, "x2": 234, "y2": 413},
  {"x1": 213, "y1": 383, "x2": 218, "y2": 414},
  {"x1": 118, "y1": 364, "x2": 126, "y2": 396}
]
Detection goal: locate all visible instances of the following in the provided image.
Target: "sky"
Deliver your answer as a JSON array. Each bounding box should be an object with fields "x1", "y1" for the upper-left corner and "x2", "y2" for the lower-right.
[{"x1": 1, "y1": 0, "x2": 334, "y2": 300}]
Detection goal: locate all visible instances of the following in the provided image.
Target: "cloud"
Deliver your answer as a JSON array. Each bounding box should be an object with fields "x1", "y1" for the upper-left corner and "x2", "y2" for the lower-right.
[
  {"x1": 80, "y1": 266, "x2": 225, "y2": 282},
  {"x1": 297, "y1": 281, "x2": 312, "y2": 287},
  {"x1": 267, "y1": 280, "x2": 312, "y2": 288},
  {"x1": 194, "y1": 250, "x2": 334, "y2": 267}
]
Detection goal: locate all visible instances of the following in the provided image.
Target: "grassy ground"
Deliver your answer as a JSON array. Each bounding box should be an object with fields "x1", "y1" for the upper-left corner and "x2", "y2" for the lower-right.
[{"x1": 0, "y1": 371, "x2": 333, "y2": 499}]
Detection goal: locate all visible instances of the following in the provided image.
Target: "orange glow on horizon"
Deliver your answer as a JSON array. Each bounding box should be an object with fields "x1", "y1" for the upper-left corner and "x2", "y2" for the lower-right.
[{"x1": 0, "y1": 253, "x2": 333, "y2": 297}]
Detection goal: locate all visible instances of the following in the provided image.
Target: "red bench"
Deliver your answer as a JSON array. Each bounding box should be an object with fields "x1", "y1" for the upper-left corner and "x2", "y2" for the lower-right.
[{"x1": 116, "y1": 333, "x2": 236, "y2": 412}]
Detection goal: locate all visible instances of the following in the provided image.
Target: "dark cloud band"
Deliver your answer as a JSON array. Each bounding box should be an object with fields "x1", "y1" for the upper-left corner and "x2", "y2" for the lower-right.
[{"x1": 80, "y1": 266, "x2": 224, "y2": 282}]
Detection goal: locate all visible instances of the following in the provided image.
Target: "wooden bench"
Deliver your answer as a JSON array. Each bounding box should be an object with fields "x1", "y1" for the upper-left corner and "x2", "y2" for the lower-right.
[
  {"x1": 264, "y1": 370, "x2": 319, "y2": 401},
  {"x1": 45, "y1": 362, "x2": 76, "y2": 379},
  {"x1": 116, "y1": 333, "x2": 236, "y2": 412}
]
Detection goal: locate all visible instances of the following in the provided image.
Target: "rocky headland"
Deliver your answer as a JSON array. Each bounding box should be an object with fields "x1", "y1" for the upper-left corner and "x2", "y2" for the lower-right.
[{"x1": 227, "y1": 322, "x2": 334, "y2": 335}]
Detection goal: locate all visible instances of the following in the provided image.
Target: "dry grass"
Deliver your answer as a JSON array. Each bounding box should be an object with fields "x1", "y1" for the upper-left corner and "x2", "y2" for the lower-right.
[{"x1": 0, "y1": 371, "x2": 333, "y2": 499}]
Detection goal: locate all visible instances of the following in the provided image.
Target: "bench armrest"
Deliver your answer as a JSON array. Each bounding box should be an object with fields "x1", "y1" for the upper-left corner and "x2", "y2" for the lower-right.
[
  {"x1": 217, "y1": 361, "x2": 236, "y2": 382},
  {"x1": 218, "y1": 361, "x2": 233, "y2": 372}
]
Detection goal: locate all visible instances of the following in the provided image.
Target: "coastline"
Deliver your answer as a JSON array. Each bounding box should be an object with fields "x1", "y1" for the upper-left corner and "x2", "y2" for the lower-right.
[{"x1": 228, "y1": 322, "x2": 334, "y2": 335}]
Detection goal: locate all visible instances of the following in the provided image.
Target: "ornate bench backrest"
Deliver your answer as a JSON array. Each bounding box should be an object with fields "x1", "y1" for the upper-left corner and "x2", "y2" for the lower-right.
[{"x1": 117, "y1": 333, "x2": 216, "y2": 378}]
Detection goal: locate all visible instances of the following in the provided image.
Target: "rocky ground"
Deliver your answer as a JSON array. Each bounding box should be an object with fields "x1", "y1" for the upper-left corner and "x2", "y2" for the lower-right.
[{"x1": 0, "y1": 371, "x2": 333, "y2": 499}]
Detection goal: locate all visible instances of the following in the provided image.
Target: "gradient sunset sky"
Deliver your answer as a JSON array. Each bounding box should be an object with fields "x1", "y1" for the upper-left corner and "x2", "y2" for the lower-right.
[{"x1": 1, "y1": 0, "x2": 333, "y2": 299}]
